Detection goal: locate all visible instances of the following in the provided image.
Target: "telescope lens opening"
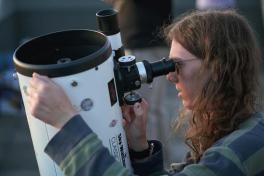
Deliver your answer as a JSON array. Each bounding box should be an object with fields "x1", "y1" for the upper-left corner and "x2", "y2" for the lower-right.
[
  {"x1": 15, "y1": 30, "x2": 106, "y2": 65},
  {"x1": 13, "y1": 30, "x2": 112, "y2": 77}
]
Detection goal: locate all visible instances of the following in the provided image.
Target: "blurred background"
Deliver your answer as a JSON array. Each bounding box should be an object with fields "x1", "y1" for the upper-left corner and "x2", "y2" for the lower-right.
[{"x1": 0, "y1": 0, "x2": 264, "y2": 176}]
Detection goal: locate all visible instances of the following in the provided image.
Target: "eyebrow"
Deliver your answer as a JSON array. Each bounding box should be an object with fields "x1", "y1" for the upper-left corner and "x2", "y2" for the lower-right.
[
  {"x1": 168, "y1": 57, "x2": 198, "y2": 63},
  {"x1": 168, "y1": 57, "x2": 182, "y2": 60},
  {"x1": 166, "y1": 57, "x2": 183, "y2": 63}
]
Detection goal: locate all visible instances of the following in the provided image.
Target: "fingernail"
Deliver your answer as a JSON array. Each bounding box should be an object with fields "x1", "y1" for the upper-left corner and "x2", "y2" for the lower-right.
[
  {"x1": 135, "y1": 103, "x2": 140, "y2": 109},
  {"x1": 33, "y1": 72, "x2": 38, "y2": 77}
]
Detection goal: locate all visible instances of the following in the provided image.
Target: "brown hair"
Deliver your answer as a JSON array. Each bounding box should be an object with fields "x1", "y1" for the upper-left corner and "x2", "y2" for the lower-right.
[{"x1": 165, "y1": 10, "x2": 263, "y2": 162}]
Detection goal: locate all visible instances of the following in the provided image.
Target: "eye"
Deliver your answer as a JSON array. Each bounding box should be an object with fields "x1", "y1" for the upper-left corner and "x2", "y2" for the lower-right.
[
  {"x1": 170, "y1": 57, "x2": 184, "y2": 63},
  {"x1": 176, "y1": 61, "x2": 184, "y2": 66},
  {"x1": 175, "y1": 62, "x2": 183, "y2": 74}
]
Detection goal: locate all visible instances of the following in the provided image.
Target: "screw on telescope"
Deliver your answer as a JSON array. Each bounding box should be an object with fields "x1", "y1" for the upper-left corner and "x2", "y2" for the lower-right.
[
  {"x1": 134, "y1": 80, "x2": 141, "y2": 86},
  {"x1": 71, "y1": 81, "x2": 78, "y2": 87},
  {"x1": 57, "y1": 58, "x2": 72, "y2": 64},
  {"x1": 118, "y1": 55, "x2": 136, "y2": 67},
  {"x1": 80, "y1": 98, "x2": 93, "y2": 111}
]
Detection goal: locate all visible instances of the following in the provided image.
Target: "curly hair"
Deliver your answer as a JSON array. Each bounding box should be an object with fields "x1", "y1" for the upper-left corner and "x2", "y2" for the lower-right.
[{"x1": 165, "y1": 10, "x2": 263, "y2": 162}]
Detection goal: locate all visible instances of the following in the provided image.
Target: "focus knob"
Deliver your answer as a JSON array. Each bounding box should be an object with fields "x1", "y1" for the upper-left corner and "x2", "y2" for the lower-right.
[
  {"x1": 124, "y1": 92, "x2": 142, "y2": 105},
  {"x1": 118, "y1": 55, "x2": 136, "y2": 67}
]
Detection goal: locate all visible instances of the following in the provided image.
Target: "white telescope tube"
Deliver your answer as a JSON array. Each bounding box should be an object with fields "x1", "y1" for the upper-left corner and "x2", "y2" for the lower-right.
[{"x1": 13, "y1": 30, "x2": 132, "y2": 176}]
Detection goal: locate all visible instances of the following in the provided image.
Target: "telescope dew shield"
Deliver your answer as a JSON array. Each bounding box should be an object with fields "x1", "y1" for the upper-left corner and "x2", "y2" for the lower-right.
[{"x1": 13, "y1": 30, "x2": 132, "y2": 176}]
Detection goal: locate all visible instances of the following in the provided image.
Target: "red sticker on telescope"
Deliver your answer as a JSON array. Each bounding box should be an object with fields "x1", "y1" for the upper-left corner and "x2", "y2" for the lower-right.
[{"x1": 108, "y1": 78, "x2": 117, "y2": 106}]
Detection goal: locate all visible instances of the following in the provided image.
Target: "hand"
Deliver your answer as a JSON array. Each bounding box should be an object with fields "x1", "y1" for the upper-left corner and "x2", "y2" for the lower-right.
[
  {"x1": 27, "y1": 73, "x2": 78, "y2": 129},
  {"x1": 122, "y1": 99, "x2": 149, "y2": 151}
]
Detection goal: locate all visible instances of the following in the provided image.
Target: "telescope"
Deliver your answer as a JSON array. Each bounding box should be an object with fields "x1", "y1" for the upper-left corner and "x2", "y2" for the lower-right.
[
  {"x1": 96, "y1": 9, "x2": 175, "y2": 105},
  {"x1": 13, "y1": 9, "x2": 175, "y2": 176}
]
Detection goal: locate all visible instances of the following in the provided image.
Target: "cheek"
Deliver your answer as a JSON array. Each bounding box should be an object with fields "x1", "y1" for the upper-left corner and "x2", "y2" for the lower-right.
[
  {"x1": 180, "y1": 78, "x2": 196, "y2": 100},
  {"x1": 179, "y1": 79, "x2": 198, "y2": 110},
  {"x1": 179, "y1": 67, "x2": 201, "y2": 102}
]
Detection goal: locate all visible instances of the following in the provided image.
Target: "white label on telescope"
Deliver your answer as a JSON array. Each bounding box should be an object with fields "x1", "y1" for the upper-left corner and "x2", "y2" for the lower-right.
[{"x1": 109, "y1": 133, "x2": 128, "y2": 167}]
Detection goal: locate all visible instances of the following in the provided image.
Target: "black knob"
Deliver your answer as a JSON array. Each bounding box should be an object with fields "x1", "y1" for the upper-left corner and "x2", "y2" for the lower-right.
[
  {"x1": 124, "y1": 92, "x2": 142, "y2": 105},
  {"x1": 118, "y1": 55, "x2": 136, "y2": 67}
]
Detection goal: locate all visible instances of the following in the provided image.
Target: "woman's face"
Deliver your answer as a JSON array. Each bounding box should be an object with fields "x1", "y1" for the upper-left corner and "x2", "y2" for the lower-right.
[{"x1": 166, "y1": 40, "x2": 204, "y2": 110}]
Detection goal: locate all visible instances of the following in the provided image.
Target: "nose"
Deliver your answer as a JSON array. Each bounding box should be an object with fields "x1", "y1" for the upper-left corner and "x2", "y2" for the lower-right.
[{"x1": 166, "y1": 71, "x2": 178, "y2": 83}]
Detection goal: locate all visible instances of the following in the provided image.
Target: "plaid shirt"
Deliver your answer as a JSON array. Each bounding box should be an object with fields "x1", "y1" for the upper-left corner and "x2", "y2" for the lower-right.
[{"x1": 45, "y1": 112, "x2": 264, "y2": 176}]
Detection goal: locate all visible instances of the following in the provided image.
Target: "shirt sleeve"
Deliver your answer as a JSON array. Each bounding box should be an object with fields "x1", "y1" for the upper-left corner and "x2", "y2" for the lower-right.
[
  {"x1": 130, "y1": 140, "x2": 168, "y2": 176},
  {"x1": 44, "y1": 114, "x2": 130, "y2": 176},
  {"x1": 175, "y1": 146, "x2": 245, "y2": 176},
  {"x1": 44, "y1": 114, "x2": 167, "y2": 176}
]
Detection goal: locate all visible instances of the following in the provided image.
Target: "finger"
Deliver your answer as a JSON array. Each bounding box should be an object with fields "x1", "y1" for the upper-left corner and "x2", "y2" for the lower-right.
[
  {"x1": 121, "y1": 105, "x2": 132, "y2": 122},
  {"x1": 27, "y1": 86, "x2": 37, "y2": 98},
  {"x1": 34, "y1": 73, "x2": 64, "y2": 93},
  {"x1": 122, "y1": 119, "x2": 128, "y2": 128},
  {"x1": 29, "y1": 78, "x2": 37, "y2": 90},
  {"x1": 27, "y1": 85, "x2": 49, "y2": 112},
  {"x1": 27, "y1": 95, "x2": 39, "y2": 117},
  {"x1": 30, "y1": 73, "x2": 48, "y2": 90},
  {"x1": 124, "y1": 111, "x2": 131, "y2": 123},
  {"x1": 33, "y1": 72, "x2": 50, "y2": 81},
  {"x1": 133, "y1": 102, "x2": 144, "y2": 117},
  {"x1": 32, "y1": 73, "x2": 55, "y2": 87},
  {"x1": 141, "y1": 98, "x2": 149, "y2": 108},
  {"x1": 31, "y1": 76, "x2": 56, "y2": 94},
  {"x1": 31, "y1": 76, "x2": 47, "y2": 89}
]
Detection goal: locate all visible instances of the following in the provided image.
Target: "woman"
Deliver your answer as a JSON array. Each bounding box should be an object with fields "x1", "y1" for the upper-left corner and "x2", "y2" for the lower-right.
[{"x1": 27, "y1": 10, "x2": 264, "y2": 175}]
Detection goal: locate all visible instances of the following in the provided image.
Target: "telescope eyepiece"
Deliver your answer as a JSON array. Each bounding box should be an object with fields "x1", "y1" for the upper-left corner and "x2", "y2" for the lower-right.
[
  {"x1": 114, "y1": 56, "x2": 176, "y2": 105},
  {"x1": 139, "y1": 58, "x2": 175, "y2": 83}
]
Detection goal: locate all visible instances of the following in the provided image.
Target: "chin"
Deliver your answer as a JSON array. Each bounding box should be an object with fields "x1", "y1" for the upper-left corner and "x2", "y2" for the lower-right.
[{"x1": 182, "y1": 100, "x2": 193, "y2": 110}]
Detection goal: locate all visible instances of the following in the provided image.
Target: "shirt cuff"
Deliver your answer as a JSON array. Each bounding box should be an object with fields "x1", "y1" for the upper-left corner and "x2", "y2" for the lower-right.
[{"x1": 131, "y1": 140, "x2": 164, "y2": 175}]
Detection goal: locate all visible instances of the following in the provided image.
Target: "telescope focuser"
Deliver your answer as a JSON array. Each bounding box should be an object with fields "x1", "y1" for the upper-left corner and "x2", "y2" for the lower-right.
[{"x1": 114, "y1": 55, "x2": 176, "y2": 105}]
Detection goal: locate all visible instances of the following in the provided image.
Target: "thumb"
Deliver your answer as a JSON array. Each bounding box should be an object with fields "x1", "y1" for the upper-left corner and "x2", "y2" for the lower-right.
[{"x1": 133, "y1": 102, "x2": 144, "y2": 117}]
